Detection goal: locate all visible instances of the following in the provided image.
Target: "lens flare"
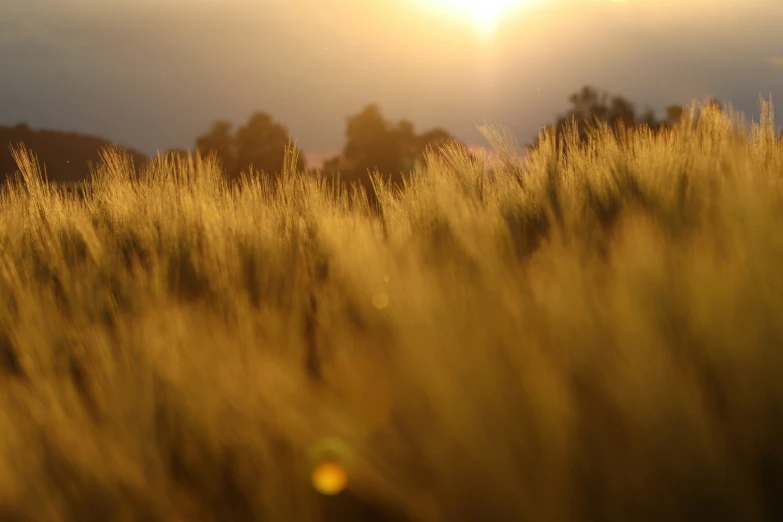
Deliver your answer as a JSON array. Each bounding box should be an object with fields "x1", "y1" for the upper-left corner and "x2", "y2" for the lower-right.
[
  {"x1": 311, "y1": 459, "x2": 349, "y2": 495},
  {"x1": 308, "y1": 437, "x2": 354, "y2": 496}
]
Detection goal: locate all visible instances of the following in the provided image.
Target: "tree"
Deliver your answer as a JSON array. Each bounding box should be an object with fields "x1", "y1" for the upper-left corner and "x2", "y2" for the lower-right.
[
  {"x1": 195, "y1": 120, "x2": 235, "y2": 177},
  {"x1": 322, "y1": 154, "x2": 346, "y2": 175},
  {"x1": 343, "y1": 103, "x2": 402, "y2": 178},
  {"x1": 415, "y1": 128, "x2": 467, "y2": 159},
  {"x1": 336, "y1": 104, "x2": 468, "y2": 179},
  {"x1": 385, "y1": 121, "x2": 470, "y2": 174},
  {"x1": 393, "y1": 119, "x2": 418, "y2": 173},
  {"x1": 609, "y1": 95, "x2": 637, "y2": 128},
  {"x1": 318, "y1": 104, "x2": 469, "y2": 210},
  {"x1": 235, "y1": 112, "x2": 305, "y2": 179},
  {"x1": 526, "y1": 85, "x2": 692, "y2": 155},
  {"x1": 194, "y1": 113, "x2": 305, "y2": 182},
  {"x1": 665, "y1": 105, "x2": 685, "y2": 126}
]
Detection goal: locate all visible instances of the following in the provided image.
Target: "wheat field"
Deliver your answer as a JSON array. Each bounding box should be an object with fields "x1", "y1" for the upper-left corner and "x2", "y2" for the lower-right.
[{"x1": 0, "y1": 98, "x2": 781, "y2": 522}]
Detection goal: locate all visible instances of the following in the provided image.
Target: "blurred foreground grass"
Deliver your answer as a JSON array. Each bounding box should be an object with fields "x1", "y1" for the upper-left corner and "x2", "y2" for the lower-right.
[{"x1": 0, "y1": 99, "x2": 782, "y2": 522}]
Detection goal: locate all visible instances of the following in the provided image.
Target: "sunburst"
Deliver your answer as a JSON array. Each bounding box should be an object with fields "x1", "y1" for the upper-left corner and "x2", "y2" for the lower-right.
[{"x1": 419, "y1": 0, "x2": 534, "y2": 36}]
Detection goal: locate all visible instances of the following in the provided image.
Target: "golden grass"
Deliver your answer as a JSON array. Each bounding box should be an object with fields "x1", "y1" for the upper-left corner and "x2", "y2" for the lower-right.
[{"x1": 0, "y1": 97, "x2": 782, "y2": 522}]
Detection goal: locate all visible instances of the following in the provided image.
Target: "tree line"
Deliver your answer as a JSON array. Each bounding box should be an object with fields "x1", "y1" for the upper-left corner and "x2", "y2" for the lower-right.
[
  {"x1": 184, "y1": 85, "x2": 750, "y2": 188},
  {"x1": 4, "y1": 84, "x2": 780, "y2": 191},
  {"x1": 179, "y1": 103, "x2": 474, "y2": 187}
]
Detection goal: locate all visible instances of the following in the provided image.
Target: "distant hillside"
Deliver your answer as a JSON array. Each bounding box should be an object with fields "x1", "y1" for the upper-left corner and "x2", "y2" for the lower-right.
[{"x1": 0, "y1": 123, "x2": 149, "y2": 185}]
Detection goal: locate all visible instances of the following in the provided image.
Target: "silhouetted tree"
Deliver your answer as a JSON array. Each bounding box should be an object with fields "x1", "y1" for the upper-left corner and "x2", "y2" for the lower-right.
[
  {"x1": 394, "y1": 119, "x2": 418, "y2": 173},
  {"x1": 195, "y1": 120, "x2": 235, "y2": 177},
  {"x1": 415, "y1": 128, "x2": 469, "y2": 161},
  {"x1": 322, "y1": 154, "x2": 345, "y2": 175},
  {"x1": 343, "y1": 103, "x2": 402, "y2": 179},
  {"x1": 194, "y1": 114, "x2": 305, "y2": 182},
  {"x1": 318, "y1": 104, "x2": 467, "y2": 209},
  {"x1": 639, "y1": 107, "x2": 658, "y2": 128},
  {"x1": 526, "y1": 85, "x2": 693, "y2": 156},
  {"x1": 665, "y1": 105, "x2": 685, "y2": 126},
  {"x1": 235, "y1": 112, "x2": 305, "y2": 179},
  {"x1": 610, "y1": 96, "x2": 637, "y2": 127},
  {"x1": 335, "y1": 104, "x2": 468, "y2": 180}
]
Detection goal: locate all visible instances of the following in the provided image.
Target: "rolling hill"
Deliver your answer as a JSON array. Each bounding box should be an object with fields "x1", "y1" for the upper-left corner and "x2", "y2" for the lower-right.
[{"x1": 0, "y1": 123, "x2": 149, "y2": 186}]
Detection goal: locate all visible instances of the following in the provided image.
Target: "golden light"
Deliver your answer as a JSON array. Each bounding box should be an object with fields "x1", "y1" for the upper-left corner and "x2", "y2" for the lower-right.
[
  {"x1": 371, "y1": 290, "x2": 389, "y2": 309},
  {"x1": 418, "y1": 0, "x2": 533, "y2": 36},
  {"x1": 311, "y1": 460, "x2": 349, "y2": 495},
  {"x1": 308, "y1": 437, "x2": 354, "y2": 496}
]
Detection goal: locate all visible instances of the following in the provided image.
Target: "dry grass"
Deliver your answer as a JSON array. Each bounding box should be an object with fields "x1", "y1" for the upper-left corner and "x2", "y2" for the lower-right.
[{"x1": 0, "y1": 97, "x2": 782, "y2": 522}]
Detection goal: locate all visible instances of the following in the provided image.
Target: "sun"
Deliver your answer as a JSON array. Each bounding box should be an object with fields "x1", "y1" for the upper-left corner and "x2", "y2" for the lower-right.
[{"x1": 419, "y1": 0, "x2": 531, "y2": 36}]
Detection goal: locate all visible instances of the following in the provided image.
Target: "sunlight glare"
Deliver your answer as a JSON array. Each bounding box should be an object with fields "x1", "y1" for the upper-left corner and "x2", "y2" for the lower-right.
[{"x1": 420, "y1": 0, "x2": 532, "y2": 36}]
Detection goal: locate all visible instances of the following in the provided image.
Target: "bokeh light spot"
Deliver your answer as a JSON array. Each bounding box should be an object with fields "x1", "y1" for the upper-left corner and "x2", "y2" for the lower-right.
[{"x1": 311, "y1": 459, "x2": 348, "y2": 495}]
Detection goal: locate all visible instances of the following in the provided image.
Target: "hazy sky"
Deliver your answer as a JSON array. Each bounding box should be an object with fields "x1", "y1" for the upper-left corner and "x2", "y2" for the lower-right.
[{"x1": 1, "y1": 0, "x2": 781, "y2": 167}]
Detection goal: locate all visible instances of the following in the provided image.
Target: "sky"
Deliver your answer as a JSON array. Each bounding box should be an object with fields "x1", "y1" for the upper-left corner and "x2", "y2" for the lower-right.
[{"x1": 0, "y1": 0, "x2": 781, "y2": 167}]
